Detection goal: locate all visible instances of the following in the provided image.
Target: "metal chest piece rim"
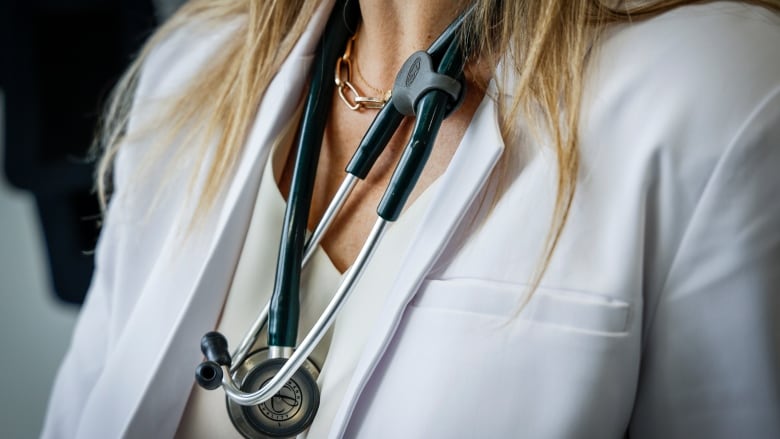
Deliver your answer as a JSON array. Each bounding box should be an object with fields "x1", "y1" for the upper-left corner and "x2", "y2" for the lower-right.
[{"x1": 227, "y1": 349, "x2": 321, "y2": 438}]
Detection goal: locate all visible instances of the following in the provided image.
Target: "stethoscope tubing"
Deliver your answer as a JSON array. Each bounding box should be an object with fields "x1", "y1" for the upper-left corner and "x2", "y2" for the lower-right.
[
  {"x1": 225, "y1": 69, "x2": 463, "y2": 410},
  {"x1": 230, "y1": 174, "x2": 357, "y2": 370},
  {"x1": 266, "y1": 0, "x2": 361, "y2": 350},
  {"x1": 220, "y1": 3, "x2": 473, "y2": 407},
  {"x1": 229, "y1": 4, "x2": 472, "y2": 372},
  {"x1": 302, "y1": 174, "x2": 359, "y2": 267}
]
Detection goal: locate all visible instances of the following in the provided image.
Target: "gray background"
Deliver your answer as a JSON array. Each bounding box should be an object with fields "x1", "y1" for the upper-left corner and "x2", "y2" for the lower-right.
[
  {"x1": 0, "y1": 2, "x2": 186, "y2": 437},
  {"x1": 0, "y1": 90, "x2": 79, "y2": 438}
]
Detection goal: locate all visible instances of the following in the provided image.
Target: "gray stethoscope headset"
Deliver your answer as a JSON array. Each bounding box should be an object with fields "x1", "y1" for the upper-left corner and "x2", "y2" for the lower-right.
[{"x1": 194, "y1": 1, "x2": 471, "y2": 437}]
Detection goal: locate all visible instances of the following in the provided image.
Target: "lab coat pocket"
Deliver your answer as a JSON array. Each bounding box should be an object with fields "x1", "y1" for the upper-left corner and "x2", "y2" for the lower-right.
[
  {"x1": 348, "y1": 279, "x2": 637, "y2": 438},
  {"x1": 410, "y1": 278, "x2": 631, "y2": 336}
]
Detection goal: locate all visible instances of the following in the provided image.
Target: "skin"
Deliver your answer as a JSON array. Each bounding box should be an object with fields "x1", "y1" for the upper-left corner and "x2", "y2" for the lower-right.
[{"x1": 279, "y1": 0, "x2": 488, "y2": 273}]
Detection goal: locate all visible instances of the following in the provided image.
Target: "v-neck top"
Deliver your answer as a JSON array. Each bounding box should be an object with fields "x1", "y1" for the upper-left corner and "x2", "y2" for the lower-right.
[{"x1": 176, "y1": 136, "x2": 437, "y2": 438}]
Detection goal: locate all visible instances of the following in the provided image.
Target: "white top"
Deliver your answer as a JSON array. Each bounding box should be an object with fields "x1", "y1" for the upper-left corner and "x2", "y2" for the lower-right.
[{"x1": 175, "y1": 133, "x2": 437, "y2": 438}]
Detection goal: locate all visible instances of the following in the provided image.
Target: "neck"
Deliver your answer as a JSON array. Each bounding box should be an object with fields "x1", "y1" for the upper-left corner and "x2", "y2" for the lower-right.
[{"x1": 354, "y1": 0, "x2": 469, "y2": 92}]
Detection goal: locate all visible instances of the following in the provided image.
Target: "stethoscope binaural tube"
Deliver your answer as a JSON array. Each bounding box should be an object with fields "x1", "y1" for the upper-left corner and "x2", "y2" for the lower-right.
[
  {"x1": 223, "y1": 1, "x2": 472, "y2": 374},
  {"x1": 195, "y1": 1, "x2": 473, "y2": 436}
]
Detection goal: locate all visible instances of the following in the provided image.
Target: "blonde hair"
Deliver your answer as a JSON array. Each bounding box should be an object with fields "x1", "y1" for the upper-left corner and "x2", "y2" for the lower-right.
[{"x1": 95, "y1": 0, "x2": 780, "y2": 289}]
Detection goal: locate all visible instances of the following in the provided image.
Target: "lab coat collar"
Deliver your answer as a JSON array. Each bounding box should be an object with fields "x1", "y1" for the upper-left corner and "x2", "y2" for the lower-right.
[{"x1": 329, "y1": 90, "x2": 505, "y2": 437}]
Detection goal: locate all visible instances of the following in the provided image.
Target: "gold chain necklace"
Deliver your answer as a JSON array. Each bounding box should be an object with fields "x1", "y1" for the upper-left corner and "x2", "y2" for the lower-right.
[
  {"x1": 334, "y1": 31, "x2": 392, "y2": 110},
  {"x1": 353, "y1": 50, "x2": 392, "y2": 101}
]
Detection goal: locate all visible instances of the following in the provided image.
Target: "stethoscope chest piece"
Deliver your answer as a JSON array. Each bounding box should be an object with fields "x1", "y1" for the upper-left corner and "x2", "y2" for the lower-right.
[{"x1": 227, "y1": 349, "x2": 321, "y2": 439}]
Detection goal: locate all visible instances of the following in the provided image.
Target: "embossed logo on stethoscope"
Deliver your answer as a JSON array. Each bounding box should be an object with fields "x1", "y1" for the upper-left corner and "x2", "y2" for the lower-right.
[
  {"x1": 259, "y1": 380, "x2": 303, "y2": 422},
  {"x1": 406, "y1": 57, "x2": 422, "y2": 87}
]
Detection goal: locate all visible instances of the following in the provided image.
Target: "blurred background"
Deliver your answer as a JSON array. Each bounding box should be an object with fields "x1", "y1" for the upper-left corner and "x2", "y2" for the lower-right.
[{"x1": 0, "y1": 0, "x2": 184, "y2": 437}]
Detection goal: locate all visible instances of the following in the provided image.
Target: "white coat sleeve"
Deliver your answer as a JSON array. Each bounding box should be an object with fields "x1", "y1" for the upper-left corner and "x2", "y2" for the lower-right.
[
  {"x1": 629, "y1": 87, "x2": 780, "y2": 438},
  {"x1": 39, "y1": 167, "x2": 127, "y2": 438},
  {"x1": 38, "y1": 58, "x2": 164, "y2": 439},
  {"x1": 39, "y1": 19, "x2": 241, "y2": 437}
]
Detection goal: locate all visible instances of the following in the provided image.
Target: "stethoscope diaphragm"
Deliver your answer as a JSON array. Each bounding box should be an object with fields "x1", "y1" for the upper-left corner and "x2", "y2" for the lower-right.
[{"x1": 227, "y1": 349, "x2": 321, "y2": 438}]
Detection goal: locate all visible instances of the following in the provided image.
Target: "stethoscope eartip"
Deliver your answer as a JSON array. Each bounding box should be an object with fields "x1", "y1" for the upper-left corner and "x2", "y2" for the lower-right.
[
  {"x1": 195, "y1": 360, "x2": 223, "y2": 390},
  {"x1": 196, "y1": 331, "x2": 231, "y2": 390},
  {"x1": 200, "y1": 331, "x2": 232, "y2": 366}
]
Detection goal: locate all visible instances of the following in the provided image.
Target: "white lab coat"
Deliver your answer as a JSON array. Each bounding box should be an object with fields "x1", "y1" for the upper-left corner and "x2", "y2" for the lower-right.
[{"x1": 42, "y1": 1, "x2": 780, "y2": 438}]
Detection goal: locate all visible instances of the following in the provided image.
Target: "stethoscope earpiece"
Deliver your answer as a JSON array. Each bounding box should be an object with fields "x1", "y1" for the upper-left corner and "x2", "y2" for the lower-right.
[
  {"x1": 195, "y1": 331, "x2": 231, "y2": 390},
  {"x1": 200, "y1": 331, "x2": 232, "y2": 365},
  {"x1": 195, "y1": 361, "x2": 223, "y2": 390}
]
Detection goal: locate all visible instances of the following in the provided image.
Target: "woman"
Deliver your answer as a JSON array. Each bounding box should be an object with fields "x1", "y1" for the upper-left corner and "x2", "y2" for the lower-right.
[{"x1": 43, "y1": 0, "x2": 780, "y2": 437}]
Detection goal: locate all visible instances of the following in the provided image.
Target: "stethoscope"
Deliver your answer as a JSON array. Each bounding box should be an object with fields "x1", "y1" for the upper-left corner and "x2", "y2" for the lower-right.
[{"x1": 194, "y1": 1, "x2": 471, "y2": 437}]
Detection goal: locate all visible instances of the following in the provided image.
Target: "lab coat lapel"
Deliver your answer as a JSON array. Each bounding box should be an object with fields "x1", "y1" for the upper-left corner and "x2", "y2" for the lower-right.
[
  {"x1": 86, "y1": 3, "x2": 336, "y2": 438},
  {"x1": 330, "y1": 93, "x2": 505, "y2": 437}
]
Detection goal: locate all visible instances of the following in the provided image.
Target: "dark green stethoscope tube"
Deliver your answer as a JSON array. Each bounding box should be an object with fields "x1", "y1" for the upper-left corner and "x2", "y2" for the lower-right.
[
  {"x1": 268, "y1": 0, "x2": 359, "y2": 348},
  {"x1": 268, "y1": 0, "x2": 470, "y2": 349},
  {"x1": 377, "y1": 34, "x2": 465, "y2": 221}
]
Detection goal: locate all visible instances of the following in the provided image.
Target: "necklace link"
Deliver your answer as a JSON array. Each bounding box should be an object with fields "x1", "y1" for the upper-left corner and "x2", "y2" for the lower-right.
[
  {"x1": 334, "y1": 31, "x2": 391, "y2": 111},
  {"x1": 336, "y1": 79, "x2": 361, "y2": 110}
]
